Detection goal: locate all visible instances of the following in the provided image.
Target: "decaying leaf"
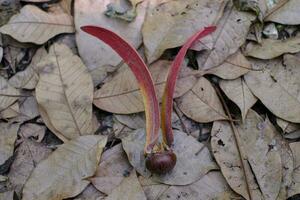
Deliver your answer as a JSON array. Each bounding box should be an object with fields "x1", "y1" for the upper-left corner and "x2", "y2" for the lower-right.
[
  {"x1": 35, "y1": 44, "x2": 94, "y2": 140},
  {"x1": 22, "y1": 135, "x2": 107, "y2": 200},
  {"x1": 17, "y1": 123, "x2": 46, "y2": 143},
  {"x1": 143, "y1": 0, "x2": 226, "y2": 63},
  {"x1": 105, "y1": 170, "x2": 147, "y2": 200},
  {"x1": 245, "y1": 55, "x2": 300, "y2": 123},
  {"x1": 288, "y1": 142, "x2": 300, "y2": 197},
  {"x1": 178, "y1": 77, "x2": 227, "y2": 123},
  {"x1": 0, "y1": 76, "x2": 20, "y2": 111},
  {"x1": 8, "y1": 139, "x2": 52, "y2": 195},
  {"x1": 94, "y1": 60, "x2": 197, "y2": 114},
  {"x1": 220, "y1": 77, "x2": 257, "y2": 121},
  {"x1": 0, "y1": 5, "x2": 74, "y2": 44},
  {"x1": 202, "y1": 50, "x2": 252, "y2": 79},
  {"x1": 75, "y1": 0, "x2": 147, "y2": 84},
  {"x1": 0, "y1": 122, "x2": 19, "y2": 166},
  {"x1": 8, "y1": 65, "x2": 38, "y2": 89},
  {"x1": 211, "y1": 120, "x2": 263, "y2": 200},
  {"x1": 197, "y1": 2, "x2": 255, "y2": 70},
  {"x1": 266, "y1": 0, "x2": 300, "y2": 25},
  {"x1": 122, "y1": 129, "x2": 217, "y2": 185},
  {"x1": 144, "y1": 171, "x2": 239, "y2": 200},
  {"x1": 91, "y1": 144, "x2": 133, "y2": 194}
]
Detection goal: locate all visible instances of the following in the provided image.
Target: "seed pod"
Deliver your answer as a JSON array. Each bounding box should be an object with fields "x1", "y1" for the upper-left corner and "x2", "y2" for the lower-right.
[{"x1": 145, "y1": 150, "x2": 177, "y2": 174}]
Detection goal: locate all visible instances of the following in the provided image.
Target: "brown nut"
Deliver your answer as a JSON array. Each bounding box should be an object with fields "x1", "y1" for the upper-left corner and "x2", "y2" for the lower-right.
[{"x1": 145, "y1": 150, "x2": 177, "y2": 174}]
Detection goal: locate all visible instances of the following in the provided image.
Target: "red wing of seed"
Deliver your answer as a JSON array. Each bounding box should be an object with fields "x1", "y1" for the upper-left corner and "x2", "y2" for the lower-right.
[
  {"x1": 161, "y1": 26, "x2": 217, "y2": 146},
  {"x1": 81, "y1": 26, "x2": 160, "y2": 154}
]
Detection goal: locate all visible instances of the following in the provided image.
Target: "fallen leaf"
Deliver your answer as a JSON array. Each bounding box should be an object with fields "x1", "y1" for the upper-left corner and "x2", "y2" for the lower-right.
[
  {"x1": 91, "y1": 144, "x2": 133, "y2": 194},
  {"x1": 266, "y1": 0, "x2": 300, "y2": 25},
  {"x1": 0, "y1": 102, "x2": 19, "y2": 119},
  {"x1": 35, "y1": 44, "x2": 94, "y2": 140},
  {"x1": 94, "y1": 60, "x2": 197, "y2": 114},
  {"x1": 114, "y1": 113, "x2": 145, "y2": 130},
  {"x1": 277, "y1": 118, "x2": 300, "y2": 134},
  {"x1": 8, "y1": 65, "x2": 38, "y2": 89},
  {"x1": 59, "y1": 0, "x2": 73, "y2": 15},
  {"x1": 0, "y1": 122, "x2": 19, "y2": 166},
  {"x1": 0, "y1": 191, "x2": 14, "y2": 200},
  {"x1": 17, "y1": 123, "x2": 46, "y2": 143},
  {"x1": 75, "y1": 0, "x2": 147, "y2": 84},
  {"x1": 0, "y1": 5, "x2": 74, "y2": 44},
  {"x1": 0, "y1": 76, "x2": 20, "y2": 111},
  {"x1": 73, "y1": 184, "x2": 105, "y2": 200},
  {"x1": 8, "y1": 139, "x2": 52, "y2": 195},
  {"x1": 105, "y1": 170, "x2": 146, "y2": 200},
  {"x1": 143, "y1": 0, "x2": 226, "y2": 63},
  {"x1": 138, "y1": 176, "x2": 169, "y2": 200},
  {"x1": 0, "y1": 0, "x2": 20, "y2": 27},
  {"x1": 288, "y1": 142, "x2": 300, "y2": 198},
  {"x1": 122, "y1": 129, "x2": 217, "y2": 185},
  {"x1": 22, "y1": 135, "x2": 107, "y2": 200},
  {"x1": 177, "y1": 77, "x2": 227, "y2": 123},
  {"x1": 28, "y1": 47, "x2": 48, "y2": 73},
  {"x1": 239, "y1": 110, "x2": 282, "y2": 200},
  {"x1": 202, "y1": 50, "x2": 252, "y2": 79},
  {"x1": 19, "y1": 95, "x2": 39, "y2": 121},
  {"x1": 155, "y1": 171, "x2": 240, "y2": 200},
  {"x1": 245, "y1": 36, "x2": 300, "y2": 59},
  {"x1": 220, "y1": 77, "x2": 257, "y2": 121},
  {"x1": 0, "y1": 47, "x2": 3, "y2": 62},
  {"x1": 196, "y1": 2, "x2": 255, "y2": 70},
  {"x1": 211, "y1": 120, "x2": 263, "y2": 200},
  {"x1": 244, "y1": 55, "x2": 300, "y2": 123}
]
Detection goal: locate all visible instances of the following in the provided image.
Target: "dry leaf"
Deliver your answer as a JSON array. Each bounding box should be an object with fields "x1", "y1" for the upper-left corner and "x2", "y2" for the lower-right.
[
  {"x1": 94, "y1": 60, "x2": 197, "y2": 114},
  {"x1": 245, "y1": 36, "x2": 300, "y2": 59},
  {"x1": 105, "y1": 170, "x2": 147, "y2": 200},
  {"x1": 75, "y1": 0, "x2": 147, "y2": 84},
  {"x1": 0, "y1": 122, "x2": 19, "y2": 166},
  {"x1": 114, "y1": 113, "x2": 145, "y2": 130},
  {"x1": 0, "y1": 47, "x2": 3, "y2": 62},
  {"x1": 288, "y1": 142, "x2": 300, "y2": 197},
  {"x1": 211, "y1": 120, "x2": 263, "y2": 200},
  {"x1": 203, "y1": 50, "x2": 252, "y2": 79},
  {"x1": 197, "y1": 2, "x2": 255, "y2": 70},
  {"x1": 91, "y1": 144, "x2": 133, "y2": 194},
  {"x1": 35, "y1": 44, "x2": 94, "y2": 140},
  {"x1": 0, "y1": 76, "x2": 20, "y2": 111},
  {"x1": 122, "y1": 129, "x2": 217, "y2": 185},
  {"x1": 19, "y1": 95, "x2": 39, "y2": 121},
  {"x1": 0, "y1": 102, "x2": 19, "y2": 119},
  {"x1": 220, "y1": 77, "x2": 257, "y2": 121},
  {"x1": 239, "y1": 110, "x2": 282, "y2": 200},
  {"x1": 143, "y1": 0, "x2": 226, "y2": 63},
  {"x1": 178, "y1": 77, "x2": 227, "y2": 123},
  {"x1": 8, "y1": 65, "x2": 38, "y2": 89},
  {"x1": 138, "y1": 176, "x2": 169, "y2": 200},
  {"x1": 59, "y1": 0, "x2": 73, "y2": 15},
  {"x1": 73, "y1": 184, "x2": 105, "y2": 200},
  {"x1": 28, "y1": 47, "x2": 48, "y2": 73},
  {"x1": 266, "y1": 0, "x2": 300, "y2": 25},
  {"x1": 0, "y1": 5, "x2": 74, "y2": 44},
  {"x1": 22, "y1": 135, "x2": 107, "y2": 200},
  {"x1": 8, "y1": 139, "x2": 52, "y2": 195},
  {"x1": 17, "y1": 123, "x2": 46, "y2": 143},
  {"x1": 245, "y1": 55, "x2": 300, "y2": 123},
  {"x1": 0, "y1": 191, "x2": 14, "y2": 200},
  {"x1": 277, "y1": 118, "x2": 300, "y2": 134},
  {"x1": 155, "y1": 171, "x2": 239, "y2": 200}
]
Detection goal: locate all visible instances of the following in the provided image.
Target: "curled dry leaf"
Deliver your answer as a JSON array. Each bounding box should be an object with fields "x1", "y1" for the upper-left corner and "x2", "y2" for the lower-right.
[
  {"x1": 35, "y1": 44, "x2": 94, "y2": 141},
  {"x1": 122, "y1": 129, "x2": 217, "y2": 185},
  {"x1": 94, "y1": 60, "x2": 197, "y2": 114},
  {"x1": 143, "y1": 0, "x2": 226, "y2": 63},
  {"x1": 75, "y1": 0, "x2": 147, "y2": 84},
  {"x1": 245, "y1": 55, "x2": 300, "y2": 123},
  {"x1": 245, "y1": 36, "x2": 300, "y2": 59},
  {"x1": 202, "y1": 50, "x2": 252, "y2": 79},
  {"x1": 196, "y1": 2, "x2": 255, "y2": 70},
  {"x1": 105, "y1": 170, "x2": 147, "y2": 200},
  {"x1": 266, "y1": 0, "x2": 300, "y2": 25},
  {"x1": 8, "y1": 139, "x2": 52, "y2": 195},
  {"x1": 178, "y1": 77, "x2": 227, "y2": 123},
  {"x1": 91, "y1": 144, "x2": 133, "y2": 195},
  {"x1": 277, "y1": 118, "x2": 300, "y2": 134},
  {"x1": 0, "y1": 5, "x2": 74, "y2": 44},
  {"x1": 0, "y1": 76, "x2": 20, "y2": 111},
  {"x1": 211, "y1": 120, "x2": 263, "y2": 200},
  {"x1": 288, "y1": 142, "x2": 300, "y2": 197},
  {"x1": 22, "y1": 135, "x2": 108, "y2": 200},
  {"x1": 220, "y1": 77, "x2": 257, "y2": 121},
  {"x1": 0, "y1": 122, "x2": 19, "y2": 166}
]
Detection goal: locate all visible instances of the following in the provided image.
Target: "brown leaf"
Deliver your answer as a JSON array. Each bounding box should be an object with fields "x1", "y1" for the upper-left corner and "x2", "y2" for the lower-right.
[
  {"x1": 22, "y1": 135, "x2": 107, "y2": 200},
  {"x1": 8, "y1": 65, "x2": 38, "y2": 89},
  {"x1": 0, "y1": 102, "x2": 19, "y2": 119},
  {"x1": 0, "y1": 5, "x2": 74, "y2": 44},
  {"x1": 143, "y1": 0, "x2": 226, "y2": 63},
  {"x1": 122, "y1": 129, "x2": 217, "y2": 185},
  {"x1": 74, "y1": 0, "x2": 147, "y2": 84},
  {"x1": 288, "y1": 142, "x2": 300, "y2": 197},
  {"x1": 0, "y1": 76, "x2": 20, "y2": 111},
  {"x1": 94, "y1": 60, "x2": 197, "y2": 114},
  {"x1": 35, "y1": 44, "x2": 94, "y2": 140},
  {"x1": 178, "y1": 77, "x2": 227, "y2": 123}
]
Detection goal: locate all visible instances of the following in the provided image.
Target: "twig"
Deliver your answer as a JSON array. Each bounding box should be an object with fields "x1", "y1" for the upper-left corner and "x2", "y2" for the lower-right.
[{"x1": 212, "y1": 82, "x2": 253, "y2": 200}]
